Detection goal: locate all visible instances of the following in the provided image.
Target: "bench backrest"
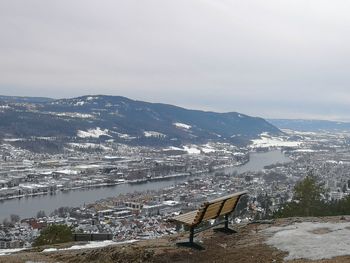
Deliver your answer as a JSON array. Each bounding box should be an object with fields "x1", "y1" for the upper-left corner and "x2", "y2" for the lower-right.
[{"x1": 192, "y1": 191, "x2": 247, "y2": 226}]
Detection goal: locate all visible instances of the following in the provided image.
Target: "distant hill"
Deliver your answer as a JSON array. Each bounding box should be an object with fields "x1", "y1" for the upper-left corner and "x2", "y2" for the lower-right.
[
  {"x1": 0, "y1": 95, "x2": 54, "y2": 104},
  {"x1": 269, "y1": 119, "x2": 350, "y2": 132},
  {"x1": 0, "y1": 95, "x2": 281, "y2": 147}
]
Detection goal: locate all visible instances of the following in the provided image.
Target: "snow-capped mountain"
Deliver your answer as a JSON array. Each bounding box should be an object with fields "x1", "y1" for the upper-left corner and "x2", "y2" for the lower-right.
[{"x1": 0, "y1": 95, "x2": 281, "y2": 146}]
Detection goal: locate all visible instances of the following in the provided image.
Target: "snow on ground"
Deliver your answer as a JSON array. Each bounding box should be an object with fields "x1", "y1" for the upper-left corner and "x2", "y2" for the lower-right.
[
  {"x1": 143, "y1": 131, "x2": 166, "y2": 138},
  {"x1": 53, "y1": 112, "x2": 94, "y2": 119},
  {"x1": 173, "y1": 122, "x2": 191, "y2": 129},
  {"x1": 3, "y1": 138, "x2": 24, "y2": 142},
  {"x1": 251, "y1": 133, "x2": 301, "y2": 148},
  {"x1": 75, "y1": 164, "x2": 101, "y2": 169},
  {"x1": 74, "y1": 101, "x2": 85, "y2": 106},
  {"x1": 67, "y1": 143, "x2": 112, "y2": 151},
  {"x1": 114, "y1": 132, "x2": 136, "y2": 140},
  {"x1": 0, "y1": 248, "x2": 26, "y2": 256},
  {"x1": 42, "y1": 240, "x2": 138, "y2": 253},
  {"x1": 265, "y1": 222, "x2": 350, "y2": 261},
  {"x1": 162, "y1": 146, "x2": 184, "y2": 151},
  {"x1": 183, "y1": 145, "x2": 201, "y2": 154},
  {"x1": 201, "y1": 144, "x2": 216, "y2": 153},
  {"x1": 293, "y1": 149, "x2": 316, "y2": 153},
  {"x1": 77, "y1": 127, "x2": 110, "y2": 138},
  {"x1": 55, "y1": 169, "x2": 78, "y2": 175}
]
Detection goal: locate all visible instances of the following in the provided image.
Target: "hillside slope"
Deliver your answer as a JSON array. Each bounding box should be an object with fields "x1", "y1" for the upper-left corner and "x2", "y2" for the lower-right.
[{"x1": 0, "y1": 95, "x2": 281, "y2": 146}]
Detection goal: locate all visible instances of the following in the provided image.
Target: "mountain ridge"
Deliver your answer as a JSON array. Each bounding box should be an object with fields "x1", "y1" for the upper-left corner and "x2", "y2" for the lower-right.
[
  {"x1": 269, "y1": 118, "x2": 350, "y2": 132},
  {"x1": 0, "y1": 94, "x2": 281, "y2": 148}
]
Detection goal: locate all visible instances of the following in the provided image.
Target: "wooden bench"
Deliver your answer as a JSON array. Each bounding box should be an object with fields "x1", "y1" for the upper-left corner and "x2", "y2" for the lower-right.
[{"x1": 171, "y1": 191, "x2": 247, "y2": 248}]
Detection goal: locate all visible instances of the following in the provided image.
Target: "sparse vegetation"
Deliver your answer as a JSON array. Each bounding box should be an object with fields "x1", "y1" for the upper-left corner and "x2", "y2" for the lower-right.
[
  {"x1": 33, "y1": 224, "x2": 73, "y2": 247},
  {"x1": 276, "y1": 173, "x2": 350, "y2": 218}
]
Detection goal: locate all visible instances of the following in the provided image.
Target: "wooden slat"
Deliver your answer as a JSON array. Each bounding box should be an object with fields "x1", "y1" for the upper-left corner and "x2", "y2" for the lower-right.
[
  {"x1": 173, "y1": 211, "x2": 198, "y2": 225},
  {"x1": 193, "y1": 204, "x2": 210, "y2": 225},
  {"x1": 202, "y1": 202, "x2": 225, "y2": 220},
  {"x1": 219, "y1": 197, "x2": 239, "y2": 215},
  {"x1": 205, "y1": 191, "x2": 247, "y2": 204},
  {"x1": 171, "y1": 191, "x2": 247, "y2": 226},
  {"x1": 202, "y1": 209, "x2": 221, "y2": 220}
]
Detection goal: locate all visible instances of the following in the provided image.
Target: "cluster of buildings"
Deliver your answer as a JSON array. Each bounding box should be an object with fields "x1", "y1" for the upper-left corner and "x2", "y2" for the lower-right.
[
  {"x1": 3, "y1": 130, "x2": 350, "y2": 248},
  {"x1": 0, "y1": 141, "x2": 247, "y2": 201}
]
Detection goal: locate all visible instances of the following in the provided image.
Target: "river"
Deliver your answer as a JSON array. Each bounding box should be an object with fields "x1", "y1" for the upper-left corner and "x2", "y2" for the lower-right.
[{"x1": 0, "y1": 150, "x2": 290, "y2": 221}]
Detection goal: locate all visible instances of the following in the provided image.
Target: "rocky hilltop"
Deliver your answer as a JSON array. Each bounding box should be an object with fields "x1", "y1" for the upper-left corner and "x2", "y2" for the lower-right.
[{"x1": 2, "y1": 216, "x2": 350, "y2": 263}]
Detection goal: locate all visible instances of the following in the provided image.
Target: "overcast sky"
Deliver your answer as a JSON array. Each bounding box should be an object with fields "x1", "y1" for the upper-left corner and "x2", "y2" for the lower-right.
[{"x1": 1, "y1": 1, "x2": 350, "y2": 120}]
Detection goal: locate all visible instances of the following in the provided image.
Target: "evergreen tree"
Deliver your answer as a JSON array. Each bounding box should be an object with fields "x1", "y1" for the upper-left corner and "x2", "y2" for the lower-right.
[{"x1": 33, "y1": 225, "x2": 73, "y2": 247}]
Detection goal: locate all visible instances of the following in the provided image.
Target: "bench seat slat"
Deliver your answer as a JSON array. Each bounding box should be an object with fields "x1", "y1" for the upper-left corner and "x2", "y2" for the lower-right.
[{"x1": 172, "y1": 210, "x2": 198, "y2": 226}]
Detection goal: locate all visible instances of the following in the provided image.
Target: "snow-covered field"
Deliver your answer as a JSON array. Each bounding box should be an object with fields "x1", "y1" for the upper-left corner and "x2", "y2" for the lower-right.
[
  {"x1": 164, "y1": 143, "x2": 236, "y2": 155},
  {"x1": 67, "y1": 143, "x2": 112, "y2": 151},
  {"x1": 265, "y1": 222, "x2": 350, "y2": 260},
  {"x1": 48, "y1": 112, "x2": 95, "y2": 119},
  {"x1": 183, "y1": 145, "x2": 201, "y2": 154},
  {"x1": 143, "y1": 131, "x2": 166, "y2": 138},
  {"x1": 173, "y1": 122, "x2": 191, "y2": 129},
  {"x1": 251, "y1": 133, "x2": 301, "y2": 148},
  {"x1": 77, "y1": 127, "x2": 110, "y2": 138}
]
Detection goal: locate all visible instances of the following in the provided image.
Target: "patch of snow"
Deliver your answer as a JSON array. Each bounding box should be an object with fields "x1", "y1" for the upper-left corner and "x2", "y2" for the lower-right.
[
  {"x1": 75, "y1": 164, "x2": 101, "y2": 169},
  {"x1": 183, "y1": 145, "x2": 201, "y2": 154},
  {"x1": 163, "y1": 146, "x2": 183, "y2": 151},
  {"x1": 74, "y1": 101, "x2": 85, "y2": 106},
  {"x1": 201, "y1": 144, "x2": 216, "y2": 153},
  {"x1": 0, "y1": 248, "x2": 26, "y2": 256},
  {"x1": 67, "y1": 143, "x2": 112, "y2": 151},
  {"x1": 77, "y1": 127, "x2": 110, "y2": 138},
  {"x1": 163, "y1": 200, "x2": 180, "y2": 206},
  {"x1": 3, "y1": 138, "x2": 24, "y2": 142},
  {"x1": 251, "y1": 134, "x2": 301, "y2": 148},
  {"x1": 42, "y1": 240, "x2": 138, "y2": 253},
  {"x1": 114, "y1": 132, "x2": 136, "y2": 140},
  {"x1": 293, "y1": 149, "x2": 315, "y2": 153},
  {"x1": 55, "y1": 169, "x2": 78, "y2": 175},
  {"x1": 42, "y1": 248, "x2": 58, "y2": 252},
  {"x1": 143, "y1": 131, "x2": 166, "y2": 138},
  {"x1": 53, "y1": 112, "x2": 94, "y2": 119},
  {"x1": 173, "y1": 122, "x2": 191, "y2": 129},
  {"x1": 265, "y1": 222, "x2": 350, "y2": 261}
]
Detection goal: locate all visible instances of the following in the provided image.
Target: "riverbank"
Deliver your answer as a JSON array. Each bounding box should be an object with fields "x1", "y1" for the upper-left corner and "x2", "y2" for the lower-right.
[
  {"x1": 0, "y1": 161, "x2": 246, "y2": 202},
  {"x1": 0, "y1": 150, "x2": 290, "y2": 221}
]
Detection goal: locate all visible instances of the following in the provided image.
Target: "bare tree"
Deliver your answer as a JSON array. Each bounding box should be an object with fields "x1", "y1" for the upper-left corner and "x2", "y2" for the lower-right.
[
  {"x1": 2, "y1": 218, "x2": 11, "y2": 227},
  {"x1": 10, "y1": 214, "x2": 20, "y2": 223},
  {"x1": 36, "y1": 210, "x2": 46, "y2": 218}
]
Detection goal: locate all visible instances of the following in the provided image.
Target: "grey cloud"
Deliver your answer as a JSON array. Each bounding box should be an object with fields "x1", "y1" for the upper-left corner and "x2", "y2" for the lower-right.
[{"x1": 1, "y1": 0, "x2": 350, "y2": 120}]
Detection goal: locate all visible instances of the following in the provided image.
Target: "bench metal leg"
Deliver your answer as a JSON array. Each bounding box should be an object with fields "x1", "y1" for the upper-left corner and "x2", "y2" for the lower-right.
[
  {"x1": 176, "y1": 227, "x2": 204, "y2": 250},
  {"x1": 214, "y1": 214, "x2": 237, "y2": 234},
  {"x1": 189, "y1": 227, "x2": 194, "y2": 244}
]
